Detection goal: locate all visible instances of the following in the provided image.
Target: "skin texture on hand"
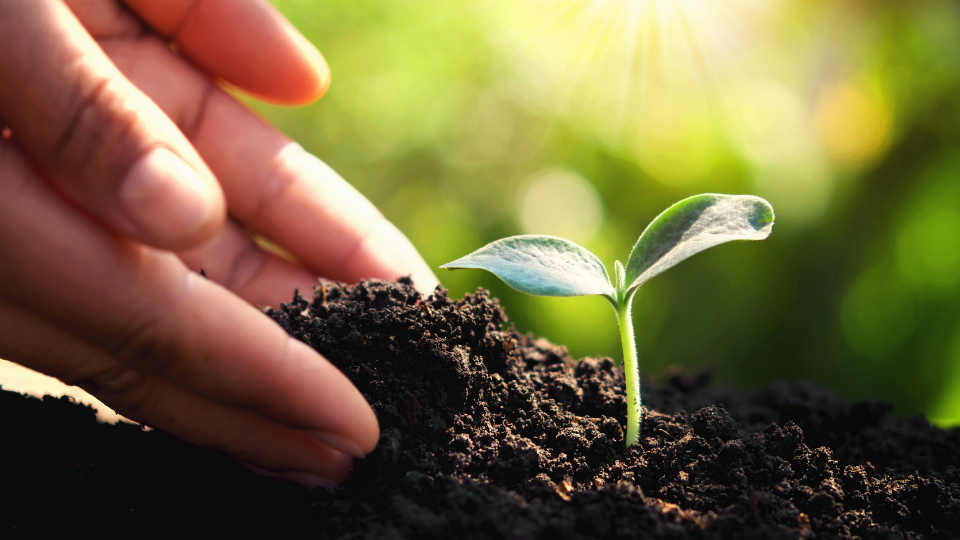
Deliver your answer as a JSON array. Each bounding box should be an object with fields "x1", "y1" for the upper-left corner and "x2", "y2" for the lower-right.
[{"x1": 0, "y1": 0, "x2": 438, "y2": 487}]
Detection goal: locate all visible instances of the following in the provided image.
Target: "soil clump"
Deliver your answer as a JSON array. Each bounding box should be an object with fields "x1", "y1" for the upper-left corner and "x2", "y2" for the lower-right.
[{"x1": 2, "y1": 278, "x2": 958, "y2": 538}]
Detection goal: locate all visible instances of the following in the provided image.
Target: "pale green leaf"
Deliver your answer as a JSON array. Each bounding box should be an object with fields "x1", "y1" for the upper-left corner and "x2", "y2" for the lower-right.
[
  {"x1": 624, "y1": 194, "x2": 774, "y2": 292},
  {"x1": 440, "y1": 235, "x2": 615, "y2": 299}
]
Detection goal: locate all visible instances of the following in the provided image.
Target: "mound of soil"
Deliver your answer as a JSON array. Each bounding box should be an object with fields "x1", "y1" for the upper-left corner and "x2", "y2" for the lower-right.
[{"x1": 2, "y1": 278, "x2": 959, "y2": 538}]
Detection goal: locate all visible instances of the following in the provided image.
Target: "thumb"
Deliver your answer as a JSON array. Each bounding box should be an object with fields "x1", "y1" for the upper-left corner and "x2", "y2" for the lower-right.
[{"x1": 0, "y1": 0, "x2": 224, "y2": 249}]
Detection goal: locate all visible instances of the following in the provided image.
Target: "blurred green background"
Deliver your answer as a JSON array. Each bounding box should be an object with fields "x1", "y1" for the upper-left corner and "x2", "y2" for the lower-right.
[{"x1": 258, "y1": 0, "x2": 960, "y2": 425}]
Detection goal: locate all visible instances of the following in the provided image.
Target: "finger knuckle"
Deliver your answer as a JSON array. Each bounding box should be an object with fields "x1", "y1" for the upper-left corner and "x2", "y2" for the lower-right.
[
  {"x1": 102, "y1": 314, "x2": 175, "y2": 379},
  {"x1": 249, "y1": 150, "x2": 301, "y2": 224},
  {"x1": 72, "y1": 364, "x2": 158, "y2": 420},
  {"x1": 51, "y1": 74, "x2": 144, "y2": 189},
  {"x1": 225, "y1": 241, "x2": 268, "y2": 293}
]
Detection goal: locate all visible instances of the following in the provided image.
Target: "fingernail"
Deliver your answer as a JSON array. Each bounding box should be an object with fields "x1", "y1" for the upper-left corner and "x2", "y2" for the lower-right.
[
  {"x1": 411, "y1": 267, "x2": 441, "y2": 297},
  {"x1": 374, "y1": 222, "x2": 440, "y2": 295},
  {"x1": 311, "y1": 431, "x2": 367, "y2": 458},
  {"x1": 120, "y1": 147, "x2": 218, "y2": 241}
]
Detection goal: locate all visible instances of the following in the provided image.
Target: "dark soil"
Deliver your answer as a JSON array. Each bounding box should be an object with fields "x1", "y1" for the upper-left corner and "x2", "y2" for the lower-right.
[{"x1": 2, "y1": 278, "x2": 959, "y2": 538}]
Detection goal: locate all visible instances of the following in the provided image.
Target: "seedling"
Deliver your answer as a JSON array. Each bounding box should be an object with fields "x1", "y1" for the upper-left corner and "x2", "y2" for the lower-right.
[{"x1": 441, "y1": 193, "x2": 774, "y2": 447}]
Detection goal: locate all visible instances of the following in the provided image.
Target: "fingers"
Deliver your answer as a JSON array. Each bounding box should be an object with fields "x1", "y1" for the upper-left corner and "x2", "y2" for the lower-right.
[
  {"x1": 224, "y1": 141, "x2": 441, "y2": 294},
  {"x1": 64, "y1": 0, "x2": 327, "y2": 103},
  {"x1": 123, "y1": 0, "x2": 329, "y2": 104},
  {"x1": 115, "y1": 379, "x2": 355, "y2": 485},
  {"x1": 99, "y1": 37, "x2": 439, "y2": 294},
  {"x1": 178, "y1": 219, "x2": 317, "y2": 308},
  {"x1": 0, "y1": 0, "x2": 225, "y2": 250},
  {"x1": 0, "y1": 302, "x2": 353, "y2": 485},
  {"x1": 61, "y1": 0, "x2": 144, "y2": 40},
  {"x1": 56, "y1": 0, "x2": 437, "y2": 295},
  {"x1": 0, "y1": 139, "x2": 379, "y2": 458}
]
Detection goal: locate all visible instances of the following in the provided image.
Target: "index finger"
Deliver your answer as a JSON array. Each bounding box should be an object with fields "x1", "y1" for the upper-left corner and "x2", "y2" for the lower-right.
[
  {"x1": 97, "y1": 37, "x2": 440, "y2": 292},
  {"x1": 124, "y1": 0, "x2": 329, "y2": 104}
]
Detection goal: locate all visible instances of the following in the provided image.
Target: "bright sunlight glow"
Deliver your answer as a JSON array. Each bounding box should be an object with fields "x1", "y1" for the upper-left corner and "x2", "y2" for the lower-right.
[{"x1": 483, "y1": 0, "x2": 893, "y2": 224}]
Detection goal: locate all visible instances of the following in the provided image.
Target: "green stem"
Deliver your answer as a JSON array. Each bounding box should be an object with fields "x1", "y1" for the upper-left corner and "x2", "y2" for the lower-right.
[{"x1": 616, "y1": 300, "x2": 640, "y2": 447}]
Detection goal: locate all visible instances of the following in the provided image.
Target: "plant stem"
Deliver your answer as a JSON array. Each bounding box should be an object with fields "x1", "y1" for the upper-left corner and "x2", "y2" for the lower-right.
[{"x1": 616, "y1": 300, "x2": 640, "y2": 447}]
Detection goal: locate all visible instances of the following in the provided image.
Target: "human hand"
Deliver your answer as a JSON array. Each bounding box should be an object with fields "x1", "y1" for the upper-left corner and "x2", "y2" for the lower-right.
[{"x1": 0, "y1": 0, "x2": 437, "y2": 487}]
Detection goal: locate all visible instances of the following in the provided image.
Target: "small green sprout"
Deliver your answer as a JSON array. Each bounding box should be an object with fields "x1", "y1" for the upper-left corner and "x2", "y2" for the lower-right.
[{"x1": 441, "y1": 193, "x2": 774, "y2": 447}]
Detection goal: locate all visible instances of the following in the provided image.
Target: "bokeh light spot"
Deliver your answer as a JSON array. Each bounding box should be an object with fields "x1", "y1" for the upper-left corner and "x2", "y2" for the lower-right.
[
  {"x1": 815, "y1": 79, "x2": 893, "y2": 168},
  {"x1": 750, "y1": 160, "x2": 832, "y2": 226},
  {"x1": 634, "y1": 95, "x2": 720, "y2": 185},
  {"x1": 517, "y1": 169, "x2": 605, "y2": 242},
  {"x1": 726, "y1": 80, "x2": 809, "y2": 166},
  {"x1": 724, "y1": 79, "x2": 833, "y2": 224}
]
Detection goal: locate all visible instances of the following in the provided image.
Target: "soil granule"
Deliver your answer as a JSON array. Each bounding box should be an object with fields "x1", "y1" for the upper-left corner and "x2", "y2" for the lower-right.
[{"x1": 2, "y1": 278, "x2": 958, "y2": 538}]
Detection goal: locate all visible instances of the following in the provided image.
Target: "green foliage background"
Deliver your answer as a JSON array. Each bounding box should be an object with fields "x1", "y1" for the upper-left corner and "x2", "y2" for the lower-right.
[{"x1": 257, "y1": 0, "x2": 960, "y2": 425}]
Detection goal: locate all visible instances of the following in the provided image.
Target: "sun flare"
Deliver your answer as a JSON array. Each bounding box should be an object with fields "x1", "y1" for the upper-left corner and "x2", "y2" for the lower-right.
[
  {"x1": 496, "y1": 0, "x2": 774, "y2": 116},
  {"x1": 484, "y1": 0, "x2": 888, "y2": 222},
  {"x1": 488, "y1": 0, "x2": 777, "y2": 184}
]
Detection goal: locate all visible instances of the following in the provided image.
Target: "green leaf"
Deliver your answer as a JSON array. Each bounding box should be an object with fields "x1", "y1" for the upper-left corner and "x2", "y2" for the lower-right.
[
  {"x1": 440, "y1": 235, "x2": 615, "y2": 299},
  {"x1": 624, "y1": 194, "x2": 774, "y2": 292}
]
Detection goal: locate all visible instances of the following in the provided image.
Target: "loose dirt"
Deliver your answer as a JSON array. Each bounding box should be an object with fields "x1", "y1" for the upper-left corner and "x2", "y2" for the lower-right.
[{"x1": 2, "y1": 278, "x2": 957, "y2": 538}]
